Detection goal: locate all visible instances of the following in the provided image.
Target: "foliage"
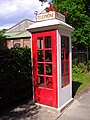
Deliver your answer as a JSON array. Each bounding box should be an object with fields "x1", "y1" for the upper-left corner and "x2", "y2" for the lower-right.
[
  {"x1": 72, "y1": 59, "x2": 90, "y2": 73},
  {"x1": 0, "y1": 48, "x2": 32, "y2": 109},
  {"x1": 72, "y1": 63, "x2": 87, "y2": 73},
  {"x1": 72, "y1": 73, "x2": 90, "y2": 94},
  {"x1": 87, "y1": 60, "x2": 90, "y2": 71},
  {"x1": 55, "y1": 0, "x2": 90, "y2": 48},
  {"x1": 0, "y1": 29, "x2": 7, "y2": 49},
  {"x1": 86, "y1": 0, "x2": 90, "y2": 17},
  {"x1": 72, "y1": 51, "x2": 87, "y2": 64},
  {"x1": 72, "y1": 58, "x2": 79, "y2": 65}
]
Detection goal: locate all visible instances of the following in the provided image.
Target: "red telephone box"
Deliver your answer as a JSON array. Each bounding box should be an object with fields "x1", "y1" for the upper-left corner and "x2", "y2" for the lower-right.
[{"x1": 27, "y1": 11, "x2": 74, "y2": 110}]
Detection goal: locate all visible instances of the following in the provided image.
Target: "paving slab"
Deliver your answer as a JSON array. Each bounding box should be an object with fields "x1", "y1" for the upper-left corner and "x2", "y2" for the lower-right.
[{"x1": 57, "y1": 91, "x2": 90, "y2": 120}]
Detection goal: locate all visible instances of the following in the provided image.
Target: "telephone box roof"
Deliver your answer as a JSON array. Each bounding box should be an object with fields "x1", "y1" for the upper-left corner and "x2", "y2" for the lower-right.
[{"x1": 27, "y1": 18, "x2": 74, "y2": 33}]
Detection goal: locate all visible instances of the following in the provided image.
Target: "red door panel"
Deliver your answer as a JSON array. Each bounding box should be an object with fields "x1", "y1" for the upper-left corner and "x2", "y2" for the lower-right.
[
  {"x1": 32, "y1": 30, "x2": 57, "y2": 107},
  {"x1": 38, "y1": 88, "x2": 53, "y2": 106}
]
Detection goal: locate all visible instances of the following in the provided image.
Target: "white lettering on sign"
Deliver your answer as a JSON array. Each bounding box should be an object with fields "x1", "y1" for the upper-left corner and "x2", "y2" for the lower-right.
[{"x1": 36, "y1": 11, "x2": 55, "y2": 21}]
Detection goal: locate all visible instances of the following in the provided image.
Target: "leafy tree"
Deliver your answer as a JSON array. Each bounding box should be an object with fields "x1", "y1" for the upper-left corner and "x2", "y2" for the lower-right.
[
  {"x1": 39, "y1": 0, "x2": 90, "y2": 49},
  {"x1": 55, "y1": 0, "x2": 90, "y2": 49},
  {"x1": 0, "y1": 29, "x2": 7, "y2": 49},
  {"x1": 86, "y1": 0, "x2": 90, "y2": 16}
]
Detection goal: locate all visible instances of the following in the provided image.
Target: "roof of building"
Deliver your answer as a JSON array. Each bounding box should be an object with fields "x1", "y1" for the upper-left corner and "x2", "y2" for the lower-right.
[
  {"x1": 5, "y1": 31, "x2": 31, "y2": 39},
  {"x1": 5, "y1": 19, "x2": 34, "y2": 39},
  {"x1": 6, "y1": 19, "x2": 34, "y2": 33}
]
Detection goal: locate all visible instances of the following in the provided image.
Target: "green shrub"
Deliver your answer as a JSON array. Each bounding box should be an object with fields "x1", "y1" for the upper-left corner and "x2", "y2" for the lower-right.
[
  {"x1": 72, "y1": 63, "x2": 87, "y2": 73},
  {"x1": 0, "y1": 48, "x2": 32, "y2": 109},
  {"x1": 72, "y1": 58, "x2": 79, "y2": 65},
  {"x1": 87, "y1": 60, "x2": 90, "y2": 72}
]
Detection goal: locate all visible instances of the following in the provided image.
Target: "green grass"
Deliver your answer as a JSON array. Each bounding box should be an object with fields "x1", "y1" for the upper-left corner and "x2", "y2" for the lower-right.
[{"x1": 72, "y1": 73, "x2": 90, "y2": 96}]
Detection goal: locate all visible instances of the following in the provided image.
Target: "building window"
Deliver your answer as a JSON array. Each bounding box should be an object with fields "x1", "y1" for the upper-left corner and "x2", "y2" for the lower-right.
[
  {"x1": 14, "y1": 43, "x2": 21, "y2": 48},
  {"x1": 61, "y1": 36, "x2": 70, "y2": 87}
]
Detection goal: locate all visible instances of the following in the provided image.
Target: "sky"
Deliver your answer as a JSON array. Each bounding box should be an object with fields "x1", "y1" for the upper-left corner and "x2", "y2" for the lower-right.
[{"x1": 0, "y1": 0, "x2": 51, "y2": 29}]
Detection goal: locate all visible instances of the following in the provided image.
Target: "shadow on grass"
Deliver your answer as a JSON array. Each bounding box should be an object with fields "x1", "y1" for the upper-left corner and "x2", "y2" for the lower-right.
[{"x1": 72, "y1": 81, "x2": 82, "y2": 98}]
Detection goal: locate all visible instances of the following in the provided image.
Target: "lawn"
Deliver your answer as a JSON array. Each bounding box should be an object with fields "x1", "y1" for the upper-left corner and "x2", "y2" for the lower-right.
[{"x1": 72, "y1": 73, "x2": 90, "y2": 97}]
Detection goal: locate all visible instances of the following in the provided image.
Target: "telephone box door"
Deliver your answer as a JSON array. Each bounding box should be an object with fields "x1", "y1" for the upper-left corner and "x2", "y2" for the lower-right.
[{"x1": 32, "y1": 30, "x2": 57, "y2": 107}]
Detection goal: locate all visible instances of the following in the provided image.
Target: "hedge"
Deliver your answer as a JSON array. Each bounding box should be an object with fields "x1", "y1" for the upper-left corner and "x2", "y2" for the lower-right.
[{"x1": 0, "y1": 48, "x2": 32, "y2": 109}]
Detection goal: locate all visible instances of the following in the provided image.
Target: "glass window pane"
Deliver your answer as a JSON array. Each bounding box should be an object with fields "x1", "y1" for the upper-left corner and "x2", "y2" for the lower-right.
[
  {"x1": 61, "y1": 37, "x2": 64, "y2": 48},
  {"x1": 38, "y1": 76, "x2": 44, "y2": 87},
  {"x1": 61, "y1": 75, "x2": 64, "y2": 87},
  {"x1": 46, "y1": 77, "x2": 53, "y2": 89},
  {"x1": 14, "y1": 43, "x2": 21, "y2": 48},
  {"x1": 38, "y1": 50, "x2": 44, "y2": 62},
  {"x1": 66, "y1": 74, "x2": 69, "y2": 85},
  {"x1": 38, "y1": 64, "x2": 44, "y2": 75},
  {"x1": 66, "y1": 49, "x2": 69, "y2": 59},
  {"x1": 45, "y1": 36, "x2": 51, "y2": 48},
  {"x1": 61, "y1": 36, "x2": 70, "y2": 87},
  {"x1": 61, "y1": 62, "x2": 64, "y2": 74},
  {"x1": 46, "y1": 64, "x2": 52, "y2": 75},
  {"x1": 61, "y1": 50, "x2": 64, "y2": 60},
  {"x1": 45, "y1": 50, "x2": 52, "y2": 62},
  {"x1": 66, "y1": 61, "x2": 69, "y2": 72},
  {"x1": 66, "y1": 38, "x2": 69, "y2": 48},
  {"x1": 37, "y1": 37, "x2": 43, "y2": 49}
]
